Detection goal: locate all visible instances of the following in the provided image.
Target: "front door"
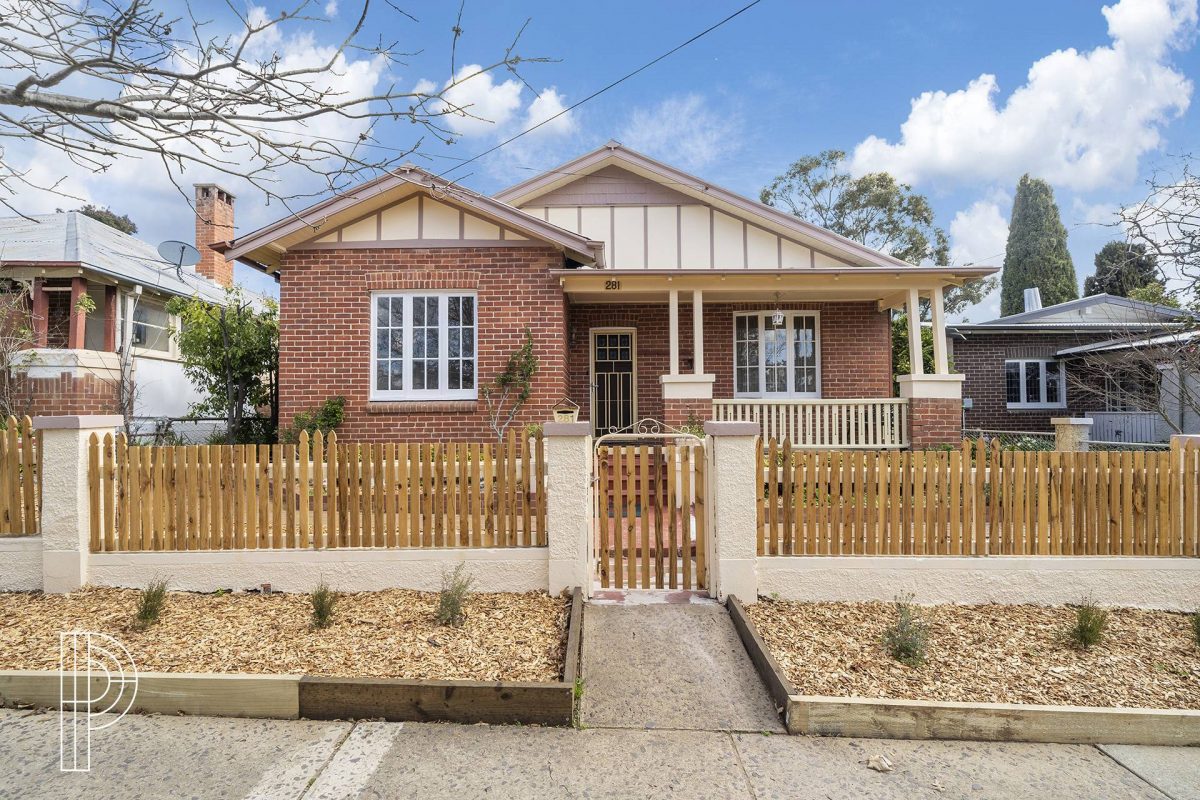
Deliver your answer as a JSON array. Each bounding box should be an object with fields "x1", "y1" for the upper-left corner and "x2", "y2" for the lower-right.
[{"x1": 591, "y1": 329, "x2": 636, "y2": 437}]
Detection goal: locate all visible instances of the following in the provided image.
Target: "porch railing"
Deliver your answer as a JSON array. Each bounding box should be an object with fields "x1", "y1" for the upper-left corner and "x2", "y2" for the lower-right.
[
  {"x1": 712, "y1": 398, "x2": 909, "y2": 449},
  {"x1": 1086, "y1": 411, "x2": 1163, "y2": 444}
]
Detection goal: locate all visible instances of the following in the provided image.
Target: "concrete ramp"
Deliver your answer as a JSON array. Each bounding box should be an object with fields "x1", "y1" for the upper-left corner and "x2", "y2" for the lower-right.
[{"x1": 580, "y1": 603, "x2": 785, "y2": 732}]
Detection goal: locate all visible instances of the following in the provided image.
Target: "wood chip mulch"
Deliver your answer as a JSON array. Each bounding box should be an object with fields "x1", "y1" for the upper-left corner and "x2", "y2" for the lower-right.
[
  {"x1": 746, "y1": 599, "x2": 1200, "y2": 710},
  {"x1": 0, "y1": 588, "x2": 569, "y2": 682}
]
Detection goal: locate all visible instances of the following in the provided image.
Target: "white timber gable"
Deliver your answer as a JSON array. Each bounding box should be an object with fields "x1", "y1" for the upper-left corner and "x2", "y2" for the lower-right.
[
  {"x1": 517, "y1": 166, "x2": 847, "y2": 271},
  {"x1": 302, "y1": 194, "x2": 529, "y2": 247}
]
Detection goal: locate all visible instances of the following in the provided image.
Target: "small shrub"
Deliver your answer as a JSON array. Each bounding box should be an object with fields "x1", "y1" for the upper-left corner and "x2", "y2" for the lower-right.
[
  {"x1": 283, "y1": 396, "x2": 346, "y2": 443},
  {"x1": 1068, "y1": 597, "x2": 1108, "y2": 650},
  {"x1": 1189, "y1": 611, "x2": 1199, "y2": 648},
  {"x1": 524, "y1": 422, "x2": 543, "y2": 438},
  {"x1": 678, "y1": 412, "x2": 705, "y2": 439},
  {"x1": 310, "y1": 582, "x2": 336, "y2": 629},
  {"x1": 881, "y1": 593, "x2": 928, "y2": 666},
  {"x1": 436, "y1": 564, "x2": 474, "y2": 627},
  {"x1": 135, "y1": 579, "x2": 169, "y2": 628}
]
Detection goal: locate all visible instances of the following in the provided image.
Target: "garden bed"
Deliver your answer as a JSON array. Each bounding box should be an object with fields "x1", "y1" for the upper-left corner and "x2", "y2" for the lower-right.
[
  {"x1": 0, "y1": 587, "x2": 569, "y2": 682},
  {"x1": 744, "y1": 599, "x2": 1199, "y2": 711}
]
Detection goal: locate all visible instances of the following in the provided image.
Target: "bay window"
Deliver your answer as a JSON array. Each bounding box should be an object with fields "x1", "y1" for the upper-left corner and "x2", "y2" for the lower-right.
[
  {"x1": 371, "y1": 292, "x2": 476, "y2": 401},
  {"x1": 1005, "y1": 359, "x2": 1065, "y2": 408},
  {"x1": 733, "y1": 312, "x2": 820, "y2": 397}
]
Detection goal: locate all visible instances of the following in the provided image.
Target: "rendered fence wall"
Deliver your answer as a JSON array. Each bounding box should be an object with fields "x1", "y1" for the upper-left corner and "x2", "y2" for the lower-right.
[
  {"x1": 757, "y1": 438, "x2": 1200, "y2": 558},
  {"x1": 88, "y1": 429, "x2": 547, "y2": 552}
]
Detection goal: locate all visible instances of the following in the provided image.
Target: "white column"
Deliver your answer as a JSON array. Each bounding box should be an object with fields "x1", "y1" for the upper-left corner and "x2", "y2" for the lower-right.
[
  {"x1": 906, "y1": 287, "x2": 924, "y2": 376},
  {"x1": 692, "y1": 289, "x2": 704, "y2": 375},
  {"x1": 930, "y1": 285, "x2": 949, "y2": 375},
  {"x1": 703, "y1": 421, "x2": 759, "y2": 602},
  {"x1": 35, "y1": 415, "x2": 124, "y2": 593},
  {"x1": 668, "y1": 289, "x2": 680, "y2": 376},
  {"x1": 543, "y1": 422, "x2": 593, "y2": 597}
]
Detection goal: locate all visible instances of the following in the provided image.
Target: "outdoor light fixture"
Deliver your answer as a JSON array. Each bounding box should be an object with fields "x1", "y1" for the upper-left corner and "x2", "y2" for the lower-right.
[{"x1": 771, "y1": 292, "x2": 785, "y2": 327}]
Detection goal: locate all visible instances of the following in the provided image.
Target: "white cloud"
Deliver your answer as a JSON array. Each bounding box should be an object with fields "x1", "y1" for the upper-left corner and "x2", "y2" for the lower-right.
[
  {"x1": 949, "y1": 197, "x2": 1009, "y2": 267},
  {"x1": 323, "y1": 0, "x2": 338, "y2": 16},
  {"x1": 851, "y1": 0, "x2": 1196, "y2": 191},
  {"x1": 618, "y1": 94, "x2": 740, "y2": 172},
  {"x1": 523, "y1": 88, "x2": 576, "y2": 136},
  {"x1": 436, "y1": 64, "x2": 524, "y2": 137}
]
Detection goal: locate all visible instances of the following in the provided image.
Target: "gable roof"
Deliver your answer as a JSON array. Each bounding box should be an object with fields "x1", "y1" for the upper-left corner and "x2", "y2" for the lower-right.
[
  {"x1": 0, "y1": 212, "x2": 229, "y2": 303},
  {"x1": 495, "y1": 141, "x2": 983, "y2": 273},
  {"x1": 949, "y1": 293, "x2": 1189, "y2": 333},
  {"x1": 223, "y1": 165, "x2": 603, "y2": 274}
]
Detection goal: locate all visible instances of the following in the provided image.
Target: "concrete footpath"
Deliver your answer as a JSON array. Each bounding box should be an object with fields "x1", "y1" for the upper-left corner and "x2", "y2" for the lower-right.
[{"x1": 3, "y1": 708, "x2": 1197, "y2": 799}]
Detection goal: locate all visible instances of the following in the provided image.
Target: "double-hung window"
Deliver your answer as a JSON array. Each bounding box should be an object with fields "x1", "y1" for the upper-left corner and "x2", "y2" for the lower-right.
[
  {"x1": 733, "y1": 312, "x2": 820, "y2": 397},
  {"x1": 1004, "y1": 359, "x2": 1065, "y2": 408},
  {"x1": 371, "y1": 291, "x2": 477, "y2": 401}
]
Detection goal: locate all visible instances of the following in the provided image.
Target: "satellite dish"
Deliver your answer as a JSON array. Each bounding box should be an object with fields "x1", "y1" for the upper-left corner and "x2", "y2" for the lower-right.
[{"x1": 157, "y1": 239, "x2": 201, "y2": 269}]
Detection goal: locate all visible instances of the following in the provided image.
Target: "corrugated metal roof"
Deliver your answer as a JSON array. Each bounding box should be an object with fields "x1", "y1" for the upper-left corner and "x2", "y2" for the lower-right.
[
  {"x1": 1057, "y1": 328, "x2": 1200, "y2": 356},
  {"x1": 0, "y1": 212, "x2": 230, "y2": 303}
]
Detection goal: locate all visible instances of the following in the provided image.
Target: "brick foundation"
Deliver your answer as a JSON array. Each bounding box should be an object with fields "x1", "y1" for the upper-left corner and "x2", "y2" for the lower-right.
[
  {"x1": 909, "y1": 397, "x2": 963, "y2": 449},
  {"x1": 16, "y1": 372, "x2": 121, "y2": 416},
  {"x1": 662, "y1": 397, "x2": 711, "y2": 429}
]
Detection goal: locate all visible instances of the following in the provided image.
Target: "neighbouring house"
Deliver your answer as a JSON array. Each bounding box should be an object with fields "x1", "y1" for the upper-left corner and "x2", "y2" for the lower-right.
[
  {"x1": 949, "y1": 289, "x2": 1198, "y2": 443},
  {"x1": 219, "y1": 141, "x2": 997, "y2": 448},
  {"x1": 0, "y1": 187, "x2": 238, "y2": 433}
]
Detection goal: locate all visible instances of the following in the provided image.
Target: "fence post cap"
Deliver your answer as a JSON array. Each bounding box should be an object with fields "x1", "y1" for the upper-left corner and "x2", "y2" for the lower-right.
[
  {"x1": 1050, "y1": 417, "x2": 1093, "y2": 426},
  {"x1": 32, "y1": 415, "x2": 124, "y2": 431},
  {"x1": 543, "y1": 421, "x2": 592, "y2": 437},
  {"x1": 703, "y1": 421, "x2": 759, "y2": 437}
]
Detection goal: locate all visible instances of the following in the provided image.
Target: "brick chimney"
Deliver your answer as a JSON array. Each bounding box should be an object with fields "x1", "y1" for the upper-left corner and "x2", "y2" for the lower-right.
[{"x1": 194, "y1": 184, "x2": 235, "y2": 287}]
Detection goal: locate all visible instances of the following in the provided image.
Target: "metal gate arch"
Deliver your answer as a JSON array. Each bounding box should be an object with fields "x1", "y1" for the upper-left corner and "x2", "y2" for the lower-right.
[{"x1": 592, "y1": 419, "x2": 709, "y2": 590}]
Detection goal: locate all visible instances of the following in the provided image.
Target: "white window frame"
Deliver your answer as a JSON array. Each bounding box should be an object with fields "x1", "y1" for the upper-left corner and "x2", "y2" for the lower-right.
[
  {"x1": 1004, "y1": 358, "x2": 1066, "y2": 409},
  {"x1": 120, "y1": 292, "x2": 181, "y2": 360},
  {"x1": 732, "y1": 310, "x2": 821, "y2": 399},
  {"x1": 369, "y1": 290, "x2": 478, "y2": 401}
]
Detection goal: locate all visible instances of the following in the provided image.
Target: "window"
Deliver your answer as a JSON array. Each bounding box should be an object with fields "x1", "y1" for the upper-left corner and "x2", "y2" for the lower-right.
[
  {"x1": 371, "y1": 292, "x2": 476, "y2": 400},
  {"x1": 118, "y1": 294, "x2": 177, "y2": 356},
  {"x1": 1005, "y1": 359, "x2": 1065, "y2": 408},
  {"x1": 733, "y1": 312, "x2": 820, "y2": 397},
  {"x1": 1104, "y1": 368, "x2": 1159, "y2": 412}
]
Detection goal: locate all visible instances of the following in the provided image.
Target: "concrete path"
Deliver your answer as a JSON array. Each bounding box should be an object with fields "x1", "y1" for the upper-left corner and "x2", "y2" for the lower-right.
[
  {"x1": 580, "y1": 602, "x2": 785, "y2": 732},
  {"x1": 3, "y1": 709, "x2": 1196, "y2": 799}
]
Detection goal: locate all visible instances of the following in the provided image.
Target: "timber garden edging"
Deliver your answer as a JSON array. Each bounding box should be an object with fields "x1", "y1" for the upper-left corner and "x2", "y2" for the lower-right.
[
  {"x1": 726, "y1": 595, "x2": 1200, "y2": 747},
  {"x1": 0, "y1": 589, "x2": 583, "y2": 727}
]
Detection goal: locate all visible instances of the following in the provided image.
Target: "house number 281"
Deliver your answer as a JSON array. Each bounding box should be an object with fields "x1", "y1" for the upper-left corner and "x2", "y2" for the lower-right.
[{"x1": 604, "y1": 280, "x2": 621, "y2": 290}]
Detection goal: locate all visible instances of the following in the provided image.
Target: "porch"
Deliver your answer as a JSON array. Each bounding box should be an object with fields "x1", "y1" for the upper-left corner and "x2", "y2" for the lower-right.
[{"x1": 561, "y1": 270, "x2": 965, "y2": 449}]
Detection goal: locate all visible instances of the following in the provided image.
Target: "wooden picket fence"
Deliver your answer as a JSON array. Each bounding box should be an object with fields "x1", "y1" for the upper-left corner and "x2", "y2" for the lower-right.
[
  {"x1": 88, "y1": 429, "x2": 546, "y2": 552},
  {"x1": 0, "y1": 415, "x2": 39, "y2": 536},
  {"x1": 757, "y1": 437, "x2": 1200, "y2": 557}
]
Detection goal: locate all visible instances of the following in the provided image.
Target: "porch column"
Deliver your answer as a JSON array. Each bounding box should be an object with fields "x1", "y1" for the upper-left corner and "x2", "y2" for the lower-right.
[
  {"x1": 668, "y1": 288, "x2": 680, "y2": 376},
  {"x1": 103, "y1": 285, "x2": 118, "y2": 352},
  {"x1": 31, "y1": 278, "x2": 49, "y2": 348},
  {"x1": 930, "y1": 284, "x2": 949, "y2": 375},
  {"x1": 905, "y1": 287, "x2": 924, "y2": 376},
  {"x1": 692, "y1": 289, "x2": 704, "y2": 375},
  {"x1": 67, "y1": 276, "x2": 87, "y2": 350}
]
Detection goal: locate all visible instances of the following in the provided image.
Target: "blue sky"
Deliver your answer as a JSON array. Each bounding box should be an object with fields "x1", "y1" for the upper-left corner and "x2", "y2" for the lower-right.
[{"x1": 11, "y1": 0, "x2": 1199, "y2": 319}]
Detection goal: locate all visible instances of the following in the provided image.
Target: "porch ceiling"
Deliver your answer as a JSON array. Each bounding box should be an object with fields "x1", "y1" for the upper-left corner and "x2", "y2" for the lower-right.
[{"x1": 552, "y1": 267, "x2": 995, "y2": 304}]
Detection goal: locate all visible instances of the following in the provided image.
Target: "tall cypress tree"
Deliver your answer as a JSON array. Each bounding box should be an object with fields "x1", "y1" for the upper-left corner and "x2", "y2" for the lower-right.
[{"x1": 999, "y1": 175, "x2": 1078, "y2": 316}]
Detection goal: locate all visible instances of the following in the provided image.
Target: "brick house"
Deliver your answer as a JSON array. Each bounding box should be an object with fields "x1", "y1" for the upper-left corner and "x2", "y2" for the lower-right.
[
  {"x1": 949, "y1": 290, "x2": 1196, "y2": 443},
  {"x1": 0, "y1": 201, "x2": 235, "y2": 428},
  {"x1": 221, "y1": 142, "x2": 997, "y2": 448}
]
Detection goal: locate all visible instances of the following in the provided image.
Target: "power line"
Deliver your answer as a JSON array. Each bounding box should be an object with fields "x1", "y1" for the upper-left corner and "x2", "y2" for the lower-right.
[{"x1": 436, "y1": 0, "x2": 765, "y2": 181}]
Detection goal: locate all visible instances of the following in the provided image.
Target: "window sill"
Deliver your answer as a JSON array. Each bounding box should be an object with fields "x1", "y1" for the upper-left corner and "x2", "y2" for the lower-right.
[
  {"x1": 366, "y1": 400, "x2": 477, "y2": 414},
  {"x1": 1006, "y1": 404, "x2": 1067, "y2": 411}
]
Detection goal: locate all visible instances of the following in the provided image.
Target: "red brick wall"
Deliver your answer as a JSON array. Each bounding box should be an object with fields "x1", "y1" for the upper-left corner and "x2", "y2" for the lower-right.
[
  {"x1": 278, "y1": 246, "x2": 569, "y2": 442},
  {"x1": 566, "y1": 301, "x2": 893, "y2": 423},
  {"x1": 17, "y1": 372, "x2": 120, "y2": 416},
  {"x1": 909, "y1": 397, "x2": 962, "y2": 449},
  {"x1": 953, "y1": 331, "x2": 1111, "y2": 432}
]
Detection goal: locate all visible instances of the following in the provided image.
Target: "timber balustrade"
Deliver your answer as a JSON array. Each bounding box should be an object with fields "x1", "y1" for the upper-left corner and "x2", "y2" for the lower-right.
[
  {"x1": 713, "y1": 399, "x2": 909, "y2": 449},
  {"x1": 87, "y1": 429, "x2": 546, "y2": 552},
  {"x1": 756, "y1": 437, "x2": 1200, "y2": 557}
]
